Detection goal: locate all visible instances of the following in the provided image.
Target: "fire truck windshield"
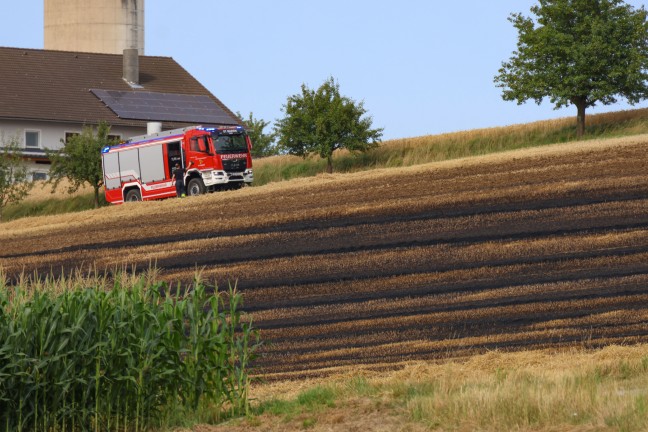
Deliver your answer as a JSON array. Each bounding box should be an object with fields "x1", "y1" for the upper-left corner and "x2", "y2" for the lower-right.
[{"x1": 213, "y1": 133, "x2": 247, "y2": 154}]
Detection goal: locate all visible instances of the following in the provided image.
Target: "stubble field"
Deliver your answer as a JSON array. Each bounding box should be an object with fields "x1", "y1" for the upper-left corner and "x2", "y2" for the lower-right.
[{"x1": 1, "y1": 136, "x2": 647, "y2": 379}]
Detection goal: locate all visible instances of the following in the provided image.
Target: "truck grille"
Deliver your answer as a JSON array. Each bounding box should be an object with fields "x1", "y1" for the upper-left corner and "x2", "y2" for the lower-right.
[{"x1": 222, "y1": 158, "x2": 246, "y2": 173}]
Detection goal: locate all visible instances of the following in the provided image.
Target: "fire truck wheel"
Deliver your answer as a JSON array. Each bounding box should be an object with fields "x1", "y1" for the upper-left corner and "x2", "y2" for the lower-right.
[
  {"x1": 187, "y1": 178, "x2": 206, "y2": 196},
  {"x1": 124, "y1": 189, "x2": 142, "y2": 202}
]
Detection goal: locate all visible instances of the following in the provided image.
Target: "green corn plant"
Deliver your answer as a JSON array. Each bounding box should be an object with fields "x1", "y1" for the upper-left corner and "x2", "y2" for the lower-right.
[
  {"x1": 0, "y1": 269, "x2": 261, "y2": 430},
  {"x1": 224, "y1": 284, "x2": 260, "y2": 417}
]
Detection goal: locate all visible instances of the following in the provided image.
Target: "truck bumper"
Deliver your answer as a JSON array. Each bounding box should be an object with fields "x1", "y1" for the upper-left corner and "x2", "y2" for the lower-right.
[{"x1": 202, "y1": 169, "x2": 253, "y2": 186}]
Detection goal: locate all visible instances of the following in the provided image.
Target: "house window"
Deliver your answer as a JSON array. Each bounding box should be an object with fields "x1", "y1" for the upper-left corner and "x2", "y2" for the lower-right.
[
  {"x1": 32, "y1": 172, "x2": 48, "y2": 181},
  {"x1": 108, "y1": 134, "x2": 121, "y2": 143},
  {"x1": 25, "y1": 130, "x2": 40, "y2": 148},
  {"x1": 65, "y1": 132, "x2": 80, "y2": 143}
]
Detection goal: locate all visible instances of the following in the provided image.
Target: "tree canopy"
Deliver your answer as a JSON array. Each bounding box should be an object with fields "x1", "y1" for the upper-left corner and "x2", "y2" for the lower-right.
[
  {"x1": 47, "y1": 121, "x2": 116, "y2": 208},
  {"x1": 0, "y1": 136, "x2": 32, "y2": 221},
  {"x1": 237, "y1": 111, "x2": 279, "y2": 158},
  {"x1": 275, "y1": 77, "x2": 383, "y2": 173},
  {"x1": 494, "y1": 0, "x2": 648, "y2": 138}
]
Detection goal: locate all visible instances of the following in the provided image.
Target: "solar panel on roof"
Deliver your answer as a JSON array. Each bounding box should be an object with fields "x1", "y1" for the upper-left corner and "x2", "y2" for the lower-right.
[{"x1": 90, "y1": 89, "x2": 237, "y2": 124}]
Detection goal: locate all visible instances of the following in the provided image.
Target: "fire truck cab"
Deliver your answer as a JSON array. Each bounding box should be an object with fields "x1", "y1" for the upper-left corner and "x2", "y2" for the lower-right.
[{"x1": 102, "y1": 125, "x2": 253, "y2": 204}]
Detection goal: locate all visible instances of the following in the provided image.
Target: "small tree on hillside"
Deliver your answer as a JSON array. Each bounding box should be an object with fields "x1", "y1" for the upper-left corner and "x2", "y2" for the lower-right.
[
  {"x1": 495, "y1": 0, "x2": 648, "y2": 138},
  {"x1": 237, "y1": 111, "x2": 279, "y2": 157},
  {"x1": 275, "y1": 77, "x2": 383, "y2": 173},
  {"x1": 47, "y1": 121, "x2": 116, "y2": 208},
  {"x1": 0, "y1": 136, "x2": 33, "y2": 221}
]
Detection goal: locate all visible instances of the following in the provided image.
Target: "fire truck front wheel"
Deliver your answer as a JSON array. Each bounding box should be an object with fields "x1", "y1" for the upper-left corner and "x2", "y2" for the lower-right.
[
  {"x1": 124, "y1": 189, "x2": 142, "y2": 202},
  {"x1": 187, "y1": 178, "x2": 206, "y2": 196}
]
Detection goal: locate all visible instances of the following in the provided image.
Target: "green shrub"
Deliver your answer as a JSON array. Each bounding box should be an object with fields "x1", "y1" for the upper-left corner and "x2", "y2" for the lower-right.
[{"x1": 3, "y1": 191, "x2": 108, "y2": 221}]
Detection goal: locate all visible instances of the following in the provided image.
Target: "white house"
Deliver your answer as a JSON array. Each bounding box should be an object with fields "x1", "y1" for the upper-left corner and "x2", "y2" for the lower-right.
[{"x1": 0, "y1": 46, "x2": 241, "y2": 180}]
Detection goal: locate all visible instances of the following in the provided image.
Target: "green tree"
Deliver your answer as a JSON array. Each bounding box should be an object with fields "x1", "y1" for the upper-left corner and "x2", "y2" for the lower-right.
[
  {"x1": 275, "y1": 77, "x2": 383, "y2": 173},
  {"x1": 237, "y1": 111, "x2": 279, "y2": 157},
  {"x1": 495, "y1": 0, "x2": 648, "y2": 138},
  {"x1": 47, "y1": 121, "x2": 115, "y2": 208},
  {"x1": 0, "y1": 136, "x2": 33, "y2": 221}
]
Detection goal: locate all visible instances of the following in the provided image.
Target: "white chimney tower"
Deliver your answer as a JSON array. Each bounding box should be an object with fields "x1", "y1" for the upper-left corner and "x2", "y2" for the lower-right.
[{"x1": 44, "y1": 0, "x2": 145, "y2": 55}]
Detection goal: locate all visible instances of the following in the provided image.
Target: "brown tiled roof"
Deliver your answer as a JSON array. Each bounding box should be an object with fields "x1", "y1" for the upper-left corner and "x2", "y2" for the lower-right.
[{"x1": 0, "y1": 46, "x2": 240, "y2": 128}]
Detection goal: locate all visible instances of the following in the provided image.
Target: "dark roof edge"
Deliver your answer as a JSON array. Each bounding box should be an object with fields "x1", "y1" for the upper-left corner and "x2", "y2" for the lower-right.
[
  {"x1": 0, "y1": 116, "x2": 146, "y2": 127},
  {"x1": 0, "y1": 46, "x2": 174, "y2": 60},
  {"x1": 0, "y1": 115, "x2": 226, "y2": 130}
]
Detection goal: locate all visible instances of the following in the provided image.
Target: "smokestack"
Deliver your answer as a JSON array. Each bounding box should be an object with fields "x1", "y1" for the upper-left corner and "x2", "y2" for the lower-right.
[
  {"x1": 45, "y1": 0, "x2": 145, "y2": 55},
  {"x1": 123, "y1": 48, "x2": 139, "y2": 85},
  {"x1": 147, "y1": 122, "x2": 162, "y2": 134}
]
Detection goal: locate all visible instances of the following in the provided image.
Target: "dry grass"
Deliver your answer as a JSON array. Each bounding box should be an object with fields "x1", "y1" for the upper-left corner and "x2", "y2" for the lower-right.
[
  {"x1": 245, "y1": 344, "x2": 647, "y2": 397},
  {"x1": 383, "y1": 108, "x2": 648, "y2": 151},
  {"x1": 22, "y1": 179, "x2": 95, "y2": 202},
  {"x1": 384, "y1": 109, "x2": 648, "y2": 161},
  {"x1": 195, "y1": 344, "x2": 648, "y2": 432}
]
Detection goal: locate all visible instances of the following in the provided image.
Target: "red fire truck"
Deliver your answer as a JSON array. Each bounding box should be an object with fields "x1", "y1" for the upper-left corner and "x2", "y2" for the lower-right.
[{"x1": 101, "y1": 125, "x2": 253, "y2": 203}]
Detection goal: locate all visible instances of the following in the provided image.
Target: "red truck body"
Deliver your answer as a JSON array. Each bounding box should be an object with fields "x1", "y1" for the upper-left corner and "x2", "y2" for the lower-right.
[{"x1": 101, "y1": 125, "x2": 253, "y2": 204}]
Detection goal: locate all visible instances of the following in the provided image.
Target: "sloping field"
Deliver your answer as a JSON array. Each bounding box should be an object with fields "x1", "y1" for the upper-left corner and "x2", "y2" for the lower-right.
[{"x1": 1, "y1": 136, "x2": 647, "y2": 379}]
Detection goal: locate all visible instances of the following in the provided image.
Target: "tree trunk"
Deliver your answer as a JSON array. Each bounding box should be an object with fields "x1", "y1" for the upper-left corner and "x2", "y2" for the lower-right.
[
  {"x1": 575, "y1": 99, "x2": 587, "y2": 139},
  {"x1": 94, "y1": 186, "x2": 100, "y2": 209},
  {"x1": 326, "y1": 156, "x2": 333, "y2": 174}
]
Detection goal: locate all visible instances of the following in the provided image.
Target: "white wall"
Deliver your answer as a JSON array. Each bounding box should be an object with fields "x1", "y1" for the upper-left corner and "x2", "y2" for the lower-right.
[
  {"x1": 0, "y1": 120, "x2": 144, "y2": 151},
  {"x1": 0, "y1": 120, "x2": 146, "y2": 180}
]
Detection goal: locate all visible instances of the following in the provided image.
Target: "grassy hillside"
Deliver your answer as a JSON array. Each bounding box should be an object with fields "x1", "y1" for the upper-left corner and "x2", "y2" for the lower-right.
[
  {"x1": 3, "y1": 108, "x2": 648, "y2": 223},
  {"x1": 2, "y1": 180, "x2": 104, "y2": 222},
  {"x1": 253, "y1": 108, "x2": 648, "y2": 185}
]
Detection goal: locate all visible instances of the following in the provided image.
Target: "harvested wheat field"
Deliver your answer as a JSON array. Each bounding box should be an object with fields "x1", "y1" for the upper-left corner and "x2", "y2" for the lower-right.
[{"x1": 1, "y1": 136, "x2": 647, "y2": 379}]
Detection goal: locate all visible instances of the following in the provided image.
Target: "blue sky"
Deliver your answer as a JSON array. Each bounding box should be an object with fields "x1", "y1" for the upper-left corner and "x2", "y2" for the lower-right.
[{"x1": 1, "y1": 1, "x2": 647, "y2": 140}]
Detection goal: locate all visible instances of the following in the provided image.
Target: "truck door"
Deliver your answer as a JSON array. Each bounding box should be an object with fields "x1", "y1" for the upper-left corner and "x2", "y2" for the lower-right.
[
  {"x1": 187, "y1": 135, "x2": 212, "y2": 169},
  {"x1": 166, "y1": 141, "x2": 182, "y2": 177}
]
